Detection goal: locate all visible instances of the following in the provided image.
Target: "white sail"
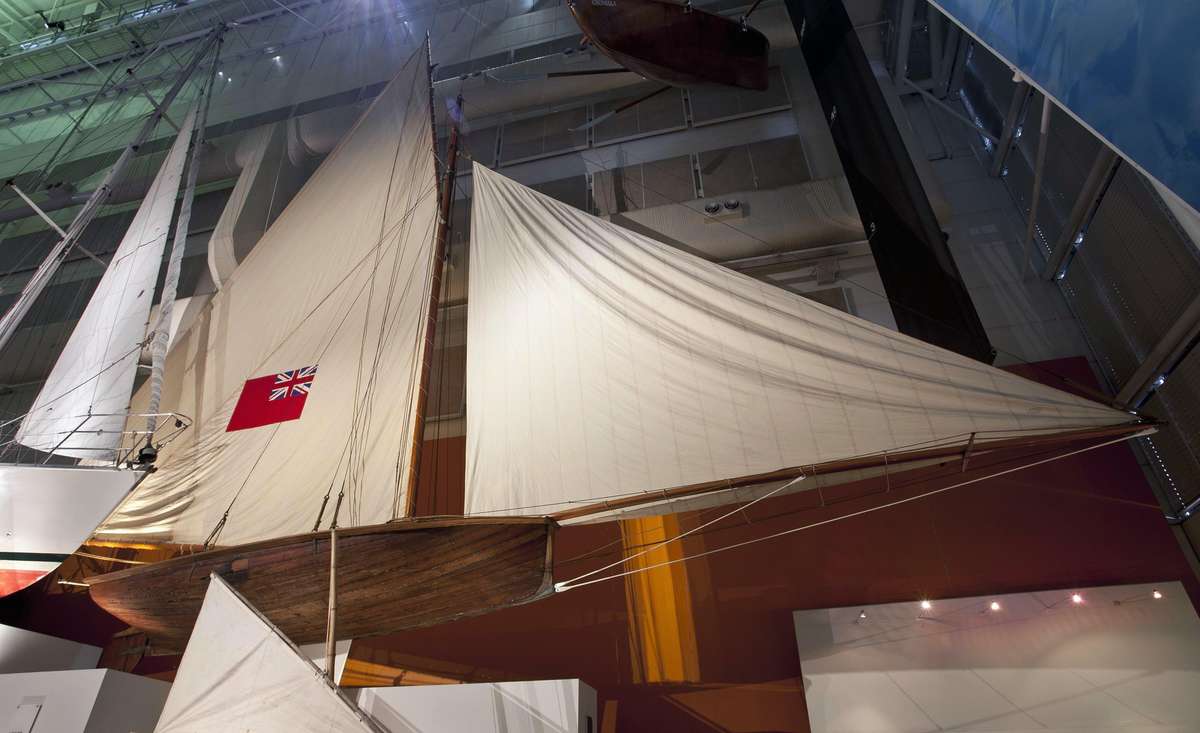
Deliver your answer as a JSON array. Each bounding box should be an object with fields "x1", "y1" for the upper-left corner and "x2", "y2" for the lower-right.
[
  {"x1": 96, "y1": 48, "x2": 440, "y2": 546},
  {"x1": 154, "y1": 574, "x2": 383, "y2": 733},
  {"x1": 15, "y1": 111, "x2": 197, "y2": 460},
  {"x1": 464, "y1": 164, "x2": 1134, "y2": 518}
]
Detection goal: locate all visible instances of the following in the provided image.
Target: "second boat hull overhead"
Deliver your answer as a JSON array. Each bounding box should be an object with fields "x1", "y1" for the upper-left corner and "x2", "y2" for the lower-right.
[
  {"x1": 88, "y1": 517, "x2": 555, "y2": 651},
  {"x1": 0, "y1": 465, "x2": 143, "y2": 597}
]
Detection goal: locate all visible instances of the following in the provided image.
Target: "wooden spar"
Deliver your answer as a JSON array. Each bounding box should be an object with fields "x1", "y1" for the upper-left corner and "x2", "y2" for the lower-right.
[
  {"x1": 550, "y1": 421, "x2": 1157, "y2": 521},
  {"x1": 324, "y1": 527, "x2": 337, "y2": 681},
  {"x1": 961, "y1": 431, "x2": 977, "y2": 472},
  {"x1": 403, "y1": 86, "x2": 464, "y2": 517},
  {"x1": 145, "y1": 33, "x2": 222, "y2": 442}
]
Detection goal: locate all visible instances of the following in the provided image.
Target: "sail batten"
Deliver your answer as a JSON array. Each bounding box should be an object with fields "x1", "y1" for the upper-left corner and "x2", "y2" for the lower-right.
[
  {"x1": 96, "y1": 47, "x2": 440, "y2": 546},
  {"x1": 16, "y1": 111, "x2": 198, "y2": 460},
  {"x1": 464, "y1": 164, "x2": 1137, "y2": 519}
]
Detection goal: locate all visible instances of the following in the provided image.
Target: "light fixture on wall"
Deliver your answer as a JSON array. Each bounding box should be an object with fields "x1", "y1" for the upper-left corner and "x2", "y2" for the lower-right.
[
  {"x1": 1071, "y1": 593, "x2": 1084, "y2": 605},
  {"x1": 989, "y1": 601, "x2": 1001, "y2": 612},
  {"x1": 1115, "y1": 588, "x2": 1165, "y2": 605},
  {"x1": 920, "y1": 599, "x2": 932, "y2": 611}
]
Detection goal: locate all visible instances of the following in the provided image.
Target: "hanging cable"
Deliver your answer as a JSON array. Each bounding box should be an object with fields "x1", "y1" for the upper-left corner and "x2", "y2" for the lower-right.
[
  {"x1": 554, "y1": 431, "x2": 1146, "y2": 591},
  {"x1": 555, "y1": 473, "x2": 803, "y2": 590}
]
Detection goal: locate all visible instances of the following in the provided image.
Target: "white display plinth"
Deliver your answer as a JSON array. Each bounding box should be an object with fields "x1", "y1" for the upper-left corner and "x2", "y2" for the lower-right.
[
  {"x1": 0, "y1": 624, "x2": 100, "y2": 674},
  {"x1": 357, "y1": 679, "x2": 597, "y2": 733},
  {"x1": 794, "y1": 581, "x2": 1200, "y2": 732},
  {"x1": 0, "y1": 668, "x2": 169, "y2": 733}
]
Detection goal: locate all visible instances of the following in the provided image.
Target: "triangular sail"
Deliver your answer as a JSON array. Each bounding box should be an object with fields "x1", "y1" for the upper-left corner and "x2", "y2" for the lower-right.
[
  {"x1": 15, "y1": 110, "x2": 197, "y2": 460},
  {"x1": 95, "y1": 48, "x2": 440, "y2": 546},
  {"x1": 464, "y1": 164, "x2": 1137, "y2": 519},
  {"x1": 154, "y1": 574, "x2": 383, "y2": 732}
]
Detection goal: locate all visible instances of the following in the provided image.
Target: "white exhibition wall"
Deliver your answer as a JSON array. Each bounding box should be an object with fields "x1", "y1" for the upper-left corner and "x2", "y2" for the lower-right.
[
  {"x1": 794, "y1": 582, "x2": 1200, "y2": 733},
  {"x1": 0, "y1": 669, "x2": 169, "y2": 733},
  {"x1": 357, "y1": 679, "x2": 597, "y2": 733},
  {"x1": 0, "y1": 625, "x2": 100, "y2": 674}
]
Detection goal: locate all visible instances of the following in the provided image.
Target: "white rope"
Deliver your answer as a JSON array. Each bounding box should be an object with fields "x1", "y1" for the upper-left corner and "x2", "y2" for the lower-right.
[
  {"x1": 554, "y1": 473, "x2": 806, "y2": 591},
  {"x1": 553, "y1": 431, "x2": 1149, "y2": 592}
]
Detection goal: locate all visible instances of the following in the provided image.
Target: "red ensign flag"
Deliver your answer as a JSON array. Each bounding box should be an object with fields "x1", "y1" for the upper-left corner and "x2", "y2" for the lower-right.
[{"x1": 227, "y1": 366, "x2": 318, "y2": 432}]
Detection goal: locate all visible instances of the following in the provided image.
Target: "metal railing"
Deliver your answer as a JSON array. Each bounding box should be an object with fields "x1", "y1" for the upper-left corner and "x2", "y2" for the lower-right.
[{"x1": 0, "y1": 410, "x2": 192, "y2": 467}]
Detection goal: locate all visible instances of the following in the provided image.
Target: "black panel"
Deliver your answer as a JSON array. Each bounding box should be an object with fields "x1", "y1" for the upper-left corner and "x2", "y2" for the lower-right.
[{"x1": 786, "y1": 0, "x2": 994, "y2": 362}]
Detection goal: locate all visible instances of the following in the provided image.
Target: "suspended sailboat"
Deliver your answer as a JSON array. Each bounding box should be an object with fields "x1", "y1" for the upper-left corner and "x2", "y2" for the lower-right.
[
  {"x1": 0, "y1": 106, "x2": 204, "y2": 597},
  {"x1": 87, "y1": 44, "x2": 1152, "y2": 649}
]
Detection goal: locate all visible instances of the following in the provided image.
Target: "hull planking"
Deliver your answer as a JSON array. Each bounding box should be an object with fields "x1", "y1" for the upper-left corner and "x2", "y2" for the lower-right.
[{"x1": 88, "y1": 516, "x2": 555, "y2": 650}]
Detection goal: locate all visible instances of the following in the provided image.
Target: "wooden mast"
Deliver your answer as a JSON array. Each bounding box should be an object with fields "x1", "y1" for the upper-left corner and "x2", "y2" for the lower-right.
[
  {"x1": 404, "y1": 38, "x2": 463, "y2": 517},
  {"x1": 323, "y1": 528, "x2": 337, "y2": 680}
]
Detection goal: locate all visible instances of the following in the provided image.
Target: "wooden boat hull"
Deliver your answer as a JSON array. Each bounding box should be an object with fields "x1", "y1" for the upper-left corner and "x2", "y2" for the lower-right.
[
  {"x1": 570, "y1": 0, "x2": 770, "y2": 90},
  {"x1": 88, "y1": 517, "x2": 555, "y2": 651}
]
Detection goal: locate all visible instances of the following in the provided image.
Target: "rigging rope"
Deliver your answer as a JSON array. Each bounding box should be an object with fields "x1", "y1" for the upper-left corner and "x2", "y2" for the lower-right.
[
  {"x1": 555, "y1": 473, "x2": 803, "y2": 589},
  {"x1": 553, "y1": 431, "x2": 1144, "y2": 591}
]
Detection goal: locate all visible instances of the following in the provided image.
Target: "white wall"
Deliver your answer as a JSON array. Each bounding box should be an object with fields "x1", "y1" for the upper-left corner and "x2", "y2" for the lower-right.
[
  {"x1": 0, "y1": 625, "x2": 99, "y2": 674},
  {"x1": 794, "y1": 582, "x2": 1200, "y2": 732},
  {"x1": 298, "y1": 639, "x2": 352, "y2": 685},
  {"x1": 357, "y1": 679, "x2": 597, "y2": 733},
  {"x1": 0, "y1": 669, "x2": 169, "y2": 733}
]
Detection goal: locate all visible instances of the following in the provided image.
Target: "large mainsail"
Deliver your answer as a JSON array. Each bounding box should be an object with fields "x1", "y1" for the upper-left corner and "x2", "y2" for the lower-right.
[
  {"x1": 15, "y1": 111, "x2": 197, "y2": 460},
  {"x1": 95, "y1": 48, "x2": 440, "y2": 546},
  {"x1": 464, "y1": 164, "x2": 1138, "y2": 519}
]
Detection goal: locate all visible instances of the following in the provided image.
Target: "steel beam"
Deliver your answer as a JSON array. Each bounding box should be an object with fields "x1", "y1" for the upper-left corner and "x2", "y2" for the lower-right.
[
  {"x1": 1116, "y1": 294, "x2": 1200, "y2": 408},
  {"x1": 1040, "y1": 147, "x2": 1120, "y2": 280},
  {"x1": 891, "y1": 0, "x2": 915, "y2": 84},
  {"x1": 1022, "y1": 94, "x2": 1052, "y2": 276},
  {"x1": 903, "y1": 77, "x2": 998, "y2": 144},
  {"x1": 928, "y1": 8, "x2": 943, "y2": 89},
  {"x1": 935, "y1": 24, "x2": 960, "y2": 97},
  {"x1": 947, "y1": 31, "x2": 969, "y2": 95},
  {"x1": 988, "y1": 79, "x2": 1031, "y2": 177},
  {"x1": 789, "y1": 0, "x2": 994, "y2": 362}
]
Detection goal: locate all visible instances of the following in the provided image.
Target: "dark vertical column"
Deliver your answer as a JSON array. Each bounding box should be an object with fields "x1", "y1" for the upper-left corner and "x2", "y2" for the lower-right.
[{"x1": 787, "y1": 0, "x2": 995, "y2": 362}]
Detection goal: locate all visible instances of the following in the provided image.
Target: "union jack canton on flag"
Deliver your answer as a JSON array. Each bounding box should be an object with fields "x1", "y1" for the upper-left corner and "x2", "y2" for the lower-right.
[{"x1": 227, "y1": 365, "x2": 319, "y2": 432}]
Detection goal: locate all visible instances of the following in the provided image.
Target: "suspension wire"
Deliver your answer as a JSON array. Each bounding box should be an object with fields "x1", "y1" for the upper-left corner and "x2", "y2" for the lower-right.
[
  {"x1": 556, "y1": 473, "x2": 804, "y2": 588},
  {"x1": 554, "y1": 431, "x2": 1144, "y2": 591}
]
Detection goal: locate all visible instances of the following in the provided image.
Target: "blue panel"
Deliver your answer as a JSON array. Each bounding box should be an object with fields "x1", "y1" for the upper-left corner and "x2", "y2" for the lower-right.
[{"x1": 934, "y1": 0, "x2": 1200, "y2": 213}]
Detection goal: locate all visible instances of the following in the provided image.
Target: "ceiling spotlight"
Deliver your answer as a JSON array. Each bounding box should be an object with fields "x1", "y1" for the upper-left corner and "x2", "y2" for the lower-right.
[
  {"x1": 1071, "y1": 593, "x2": 1083, "y2": 605},
  {"x1": 1152, "y1": 589, "x2": 1163, "y2": 600},
  {"x1": 989, "y1": 601, "x2": 1001, "y2": 612},
  {"x1": 722, "y1": 199, "x2": 740, "y2": 211},
  {"x1": 858, "y1": 610, "x2": 867, "y2": 620},
  {"x1": 920, "y1": 600, "x2": 932, "y2": 611},
  {"x1": 703, "y1": 201, "x2": 721, "y2": 214}
]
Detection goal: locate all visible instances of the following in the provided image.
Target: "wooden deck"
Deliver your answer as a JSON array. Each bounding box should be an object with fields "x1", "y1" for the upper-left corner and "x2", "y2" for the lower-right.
[{"x1": 88, "y1": 516, "x2": 556, "y2": 651}]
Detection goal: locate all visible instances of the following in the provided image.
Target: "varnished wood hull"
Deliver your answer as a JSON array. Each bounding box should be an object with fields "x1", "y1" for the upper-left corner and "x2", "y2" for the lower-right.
[
  {"x1": 88, "y1": 517, "x2": 555, "y2": 651},
  {"x1": 570, "y1": 0, "x2": 769, "y2": 90}
]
